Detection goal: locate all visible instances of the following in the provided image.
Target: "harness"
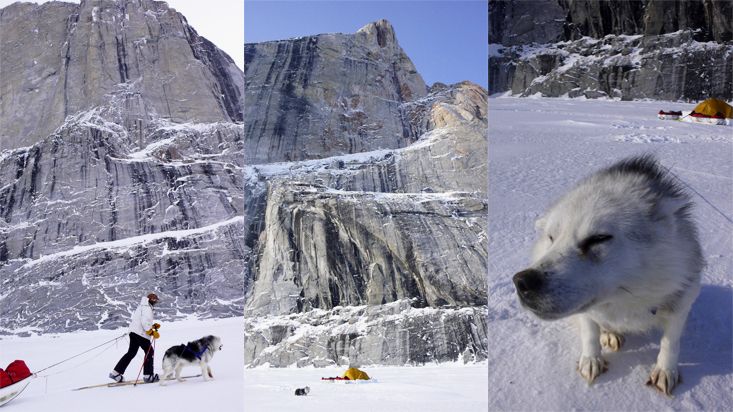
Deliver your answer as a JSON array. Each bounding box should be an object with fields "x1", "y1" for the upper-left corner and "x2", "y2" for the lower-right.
[{"x1": 183, "y1": 343, "x2": 208, "y2": 360}]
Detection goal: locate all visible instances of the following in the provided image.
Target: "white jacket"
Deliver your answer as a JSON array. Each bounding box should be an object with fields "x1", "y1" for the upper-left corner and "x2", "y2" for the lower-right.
[{"x1": 129, "y1": 296, "x2": 156, "y2": 338}]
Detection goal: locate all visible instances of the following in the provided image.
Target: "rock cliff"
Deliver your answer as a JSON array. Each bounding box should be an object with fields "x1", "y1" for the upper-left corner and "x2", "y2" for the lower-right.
[
  {"x1": 244, "y1": 19, "x2": 426, "y2": 163},
  {"x1": 0, "y1": 0, "x2": 244, "y2": 334},
  {"x1": 489, "y1": 0, "x2": 733, "y2": 100},
  {"x1": 244, "y1": 21, "x2": 487, "y2": 367},
  {"x1": 1, "y1": 0, "x2": 243, "y2": 151}
]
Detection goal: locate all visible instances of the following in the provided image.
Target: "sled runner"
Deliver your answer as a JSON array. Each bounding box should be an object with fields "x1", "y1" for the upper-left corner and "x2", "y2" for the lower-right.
[
  {"x1": 73, "y1": 374, "x2": 202, "y2": 391},
  {"x1": 0, "y1": 378, "x2": 33, "y2": 407},
  {"x1": 0, "y1": 360, "x2": 34, "y2": 407}
]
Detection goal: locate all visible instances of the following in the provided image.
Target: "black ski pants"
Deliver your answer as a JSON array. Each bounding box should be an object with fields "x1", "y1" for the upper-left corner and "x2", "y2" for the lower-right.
[{"x1": 114, "y1": 332, "x2": 154, "y2": 375}]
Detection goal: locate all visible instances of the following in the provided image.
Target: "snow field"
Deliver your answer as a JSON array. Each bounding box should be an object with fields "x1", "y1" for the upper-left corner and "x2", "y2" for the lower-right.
[
  {"x1": 488, "y1": 97, "x2": 732, "y2": 411},
  {"x1": 244, "y1": 363, "x2": 488, "y2": 412},
  {"x1": 0, "y1": 317, "x2": 244, "y2": 411}
]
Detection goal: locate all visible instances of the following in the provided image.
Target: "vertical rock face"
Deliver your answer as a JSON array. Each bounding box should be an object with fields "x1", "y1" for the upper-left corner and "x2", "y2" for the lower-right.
[
  {"x1": 244, "y1": 19, "x2": 427, "y2": 164},
  {"x1": 489, "y1": 0, "x2": 733, "y2": 100},
  {"x1": 0, "y1": 0, "x2": 243, "y2": 151},
  {"x1": 244, "y1": 21, "x2": 487, "y2": 367},
  {"x1": 0, "y1": 0, "x2": 244, "y2": 334}
]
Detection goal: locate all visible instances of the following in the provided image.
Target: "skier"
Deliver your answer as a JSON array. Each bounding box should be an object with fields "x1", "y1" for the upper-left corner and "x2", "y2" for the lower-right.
[{"x1": 109, "y1": 293, "x2": 161, "y2": 383}]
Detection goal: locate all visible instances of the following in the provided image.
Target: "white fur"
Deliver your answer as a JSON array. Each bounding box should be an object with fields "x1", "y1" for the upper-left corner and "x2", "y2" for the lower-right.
[
  {"x1": 160, "y1": 336, "x2": 222, "y2": 386},
  {"x1": 516, "y1": 156, "x2": 703, "y2": 395}
]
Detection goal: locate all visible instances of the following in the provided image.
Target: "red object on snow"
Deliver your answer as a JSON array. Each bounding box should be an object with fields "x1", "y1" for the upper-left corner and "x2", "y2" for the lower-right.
[
  {"x1": 0, "y1": 369, "x2": 12, "y2": 388},
  {"x1": 5, "y1": 361, "x2": 31, "y2": 383},
  {"x1": 690, "y1": 111, "x2": 724, "y2": 119}
]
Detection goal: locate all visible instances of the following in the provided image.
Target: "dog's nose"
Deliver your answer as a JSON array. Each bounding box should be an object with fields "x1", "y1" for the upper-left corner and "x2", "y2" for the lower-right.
[{"x1": 513, "y1": 269, "x2": 544, "y2": 294}]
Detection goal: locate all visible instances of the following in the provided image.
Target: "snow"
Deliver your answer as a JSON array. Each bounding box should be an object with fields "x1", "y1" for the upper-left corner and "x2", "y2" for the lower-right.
[
  {"x1": 244, "y1": 363, "x2": 487, "y2": 412},
  {"x1": 0, "y1": 317, "x2": 243, "y2": 411},
  {"x1": 488, "y1": 43, "x2": 505, "y2": 57},
  {"x1": 246, "y1": 148, "x2": 394, "y2": 177},
  {"x1": 19, "y1": 216, "x2": 243, "y2": 269},
  {"x1": 127, "y1": 136, "x2": 177, "y2": 159},
  {"x1": 488, "y1": 97, "x2": 732, "y2": 410}
]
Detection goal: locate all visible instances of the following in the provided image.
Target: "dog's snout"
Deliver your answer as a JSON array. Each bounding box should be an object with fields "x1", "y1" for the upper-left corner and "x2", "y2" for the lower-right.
[{"x1": 513, "y1": 269, "x2": 544, "y2": 294}]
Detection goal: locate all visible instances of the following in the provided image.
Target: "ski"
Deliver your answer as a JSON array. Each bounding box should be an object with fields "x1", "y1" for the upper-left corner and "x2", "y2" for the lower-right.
[{"x1": 73, "y1": 374, "x2": 202, "y2": 391}]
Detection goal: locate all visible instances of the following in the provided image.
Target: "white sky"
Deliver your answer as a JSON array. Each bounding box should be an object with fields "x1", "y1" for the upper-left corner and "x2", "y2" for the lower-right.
[{"x1": 0, "y1": 0, "x2": 244, "y2": 69}]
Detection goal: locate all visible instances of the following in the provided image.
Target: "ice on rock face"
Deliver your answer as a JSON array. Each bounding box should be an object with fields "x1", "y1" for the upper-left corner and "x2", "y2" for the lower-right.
[
  {"x1": 244, "y1": 300, "x2": 488, "y2": 367},
  {"x1": 488, "y1": 0, "x2": 733, "y2": 100},
  {"x1": 0, "y1": 0, "x2": 245, "y2": 334},
  {"x1": 243, "y1": 19, "x2": 428, "y2": 164},
  {"x1": 244, "y1": 20, "x2": 488, "y2": 366},
  {"x1": 0, "y1": 0, "x2": 244, "y2": 151}
]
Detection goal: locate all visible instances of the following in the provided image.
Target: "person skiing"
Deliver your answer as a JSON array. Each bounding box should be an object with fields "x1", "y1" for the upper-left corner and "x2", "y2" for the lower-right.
[{"x1": 109, "y1": 293, "x2": 161, "y2": 383}]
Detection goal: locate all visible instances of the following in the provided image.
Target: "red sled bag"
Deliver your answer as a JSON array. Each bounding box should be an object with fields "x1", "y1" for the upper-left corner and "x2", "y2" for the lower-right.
[
  {"x1": 6, "y1": 360, "x2": 32, "y2": 383},
  {"x1": 0, "y1": 368, "x2": 12, "y2": 388}
]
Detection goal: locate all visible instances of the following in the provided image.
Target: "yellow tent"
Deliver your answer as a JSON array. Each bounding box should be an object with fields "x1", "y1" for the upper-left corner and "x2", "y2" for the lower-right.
[
  {"x1": 691, "y1": 98, "x2": 733, "y2": 118},
  {"x1": 342, "y1": 367, "x2": 370, "y2": 380}
]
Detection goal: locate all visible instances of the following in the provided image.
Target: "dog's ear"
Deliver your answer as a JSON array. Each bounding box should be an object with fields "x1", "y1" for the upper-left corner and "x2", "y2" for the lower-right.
[{"x1": 651, "y1": 195, "x2": 688, "y2": 222}]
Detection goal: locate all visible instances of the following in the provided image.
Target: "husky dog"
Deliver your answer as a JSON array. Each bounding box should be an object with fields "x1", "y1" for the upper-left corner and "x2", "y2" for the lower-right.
[
  {"x1": 294, "y1": 386, "x2": 310, "y2": 396},
  {"x1": 513, "y1": 155, "x2": 702, "y2": 395},
  {"x1": 160, "y1": 335, "x2": 223, "y2": 386}
]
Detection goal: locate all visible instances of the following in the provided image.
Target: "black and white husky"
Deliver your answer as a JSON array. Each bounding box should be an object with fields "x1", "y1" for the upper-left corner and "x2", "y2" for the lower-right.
[
  {"x1": 160, "y1": 335, "x2": 223, "y2": 385},
  {"x1": 513, "y1": 155, "x2": 703, "y2": 395}
]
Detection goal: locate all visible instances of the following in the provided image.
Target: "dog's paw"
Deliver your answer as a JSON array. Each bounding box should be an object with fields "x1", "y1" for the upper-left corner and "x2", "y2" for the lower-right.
[
  {"x1": 646, "y1": 366, "x2": 680, "y2": 396},
  {"x1": 600, "y1": 331, "x2": 625, "y2": 352},
  {"x1": 577, "y1": 355, "x2": 608, "y2": 384},
  {"x1": 176, "y1": 378, "x2": 185, "y2": 382}
]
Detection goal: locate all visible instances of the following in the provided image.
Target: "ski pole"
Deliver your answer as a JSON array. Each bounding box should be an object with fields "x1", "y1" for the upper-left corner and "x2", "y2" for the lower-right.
[{"x1": 133, "y1": 338, "x2": 155, "y2": 387}]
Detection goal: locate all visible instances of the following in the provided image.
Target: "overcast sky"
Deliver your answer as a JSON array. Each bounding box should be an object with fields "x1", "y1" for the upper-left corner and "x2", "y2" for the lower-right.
[{"x1": 0, "y1": 0, "x2": 244, "y2": 69}]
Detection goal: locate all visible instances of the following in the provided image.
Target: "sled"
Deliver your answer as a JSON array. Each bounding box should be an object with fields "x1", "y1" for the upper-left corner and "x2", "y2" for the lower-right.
[
  {"x1": 687, "y1": 116, "x2": 727, "y2": 126},
  {"x1": 73, "y1": 374, "x2": 202, "y2": 391},
  {"x1": 322, "y1": 379, "x2": 378, "y2": 384},
  {"x1": 657, "y1": 110, "x2": 682, "y2": 120},
  {"x1": 0, "y1": 377, "x2": 33, "y2": 407}
]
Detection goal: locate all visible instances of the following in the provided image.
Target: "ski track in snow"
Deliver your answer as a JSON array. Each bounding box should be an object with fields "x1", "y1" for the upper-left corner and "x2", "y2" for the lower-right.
[
  {"x1": 0, "y1": 317, "x2": 244, "y2": 412},
  {"x1": 488, "y1": 98, "x2": 732, "y2": 411}
]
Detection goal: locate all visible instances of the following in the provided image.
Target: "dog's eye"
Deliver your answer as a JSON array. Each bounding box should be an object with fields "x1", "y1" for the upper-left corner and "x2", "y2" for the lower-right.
[
  {"x1": 579, "y1": 234, "x2": 613, "y2": 254},
  {"x1": 548, "y1": 235, "x2": 554, "y2": 242}
]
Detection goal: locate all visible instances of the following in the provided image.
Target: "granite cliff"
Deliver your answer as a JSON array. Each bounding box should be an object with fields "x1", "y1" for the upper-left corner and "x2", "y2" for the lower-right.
[
  {"x1": 0, "y1": 0, "x2": 245, "y2": 334},
  {"x1": 244, "y1": 20, "x2": 488, "y2": 367},
  {"x1": 489, "y1": 0, "x2": 733, "y2": 100}
]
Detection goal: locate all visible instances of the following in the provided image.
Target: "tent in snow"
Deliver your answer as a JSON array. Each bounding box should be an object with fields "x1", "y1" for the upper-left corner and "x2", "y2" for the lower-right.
[
  {"x1": 342, "y1": 367, "x2": 370, "y2": 380},
  {"x1": 688, "y1": 98, "x2": 733, "y2": 125},
  {"x1": 322, "y1": 367, "x2": 372, "y2": 381}
]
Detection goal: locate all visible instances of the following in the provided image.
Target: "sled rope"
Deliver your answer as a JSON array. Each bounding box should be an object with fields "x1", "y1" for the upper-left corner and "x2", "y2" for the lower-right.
[
  {"x1": 36, "y1": 339, "x2": 120, "y2": 377},
  {"x1": 33, "y1": 333, "x2": 127, "y2": 375},
  {"x1": 665, "y1": 166, "x2": 733, "y2": 225}
]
